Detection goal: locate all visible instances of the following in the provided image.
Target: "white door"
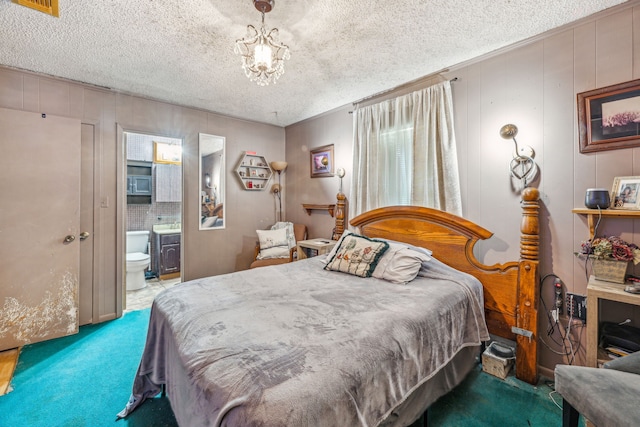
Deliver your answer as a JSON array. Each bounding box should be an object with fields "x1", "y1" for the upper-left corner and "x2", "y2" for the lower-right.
[{"x1": 0, "y1": 108, "x2": 81, "y2": 351}]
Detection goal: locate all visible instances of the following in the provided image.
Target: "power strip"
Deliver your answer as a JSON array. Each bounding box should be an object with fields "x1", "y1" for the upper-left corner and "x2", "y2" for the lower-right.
[{"x1": 566, "y1": 293, "x2": 587, "y2": 322}]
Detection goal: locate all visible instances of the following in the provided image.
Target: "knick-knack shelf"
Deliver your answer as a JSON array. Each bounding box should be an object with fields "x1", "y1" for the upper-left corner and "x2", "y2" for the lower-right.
[{"x1": 235, "y1": 152, "x2": 272, "y2": 191}]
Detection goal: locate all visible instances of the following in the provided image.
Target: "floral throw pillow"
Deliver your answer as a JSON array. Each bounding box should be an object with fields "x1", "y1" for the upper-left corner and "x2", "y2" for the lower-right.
[{"x1": 324, "y1": 234, "x2": 389, "y2": 277}]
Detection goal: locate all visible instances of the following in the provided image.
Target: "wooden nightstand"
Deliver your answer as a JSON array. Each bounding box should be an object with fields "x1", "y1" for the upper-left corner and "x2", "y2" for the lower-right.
[
  {"x1": 586, "y1": 276, "x2": 640, "y2": 367},
  {"x1": 297, "y1": 238, "x2": 336, "y2": 260}
]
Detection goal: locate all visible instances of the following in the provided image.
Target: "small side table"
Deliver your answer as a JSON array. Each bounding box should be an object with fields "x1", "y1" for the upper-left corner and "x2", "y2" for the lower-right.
[
  {"x1": 586, "y1": 276, "x2": 640, "y2": 367},
  {"x1": 297, "y1": 238, "x2": 336, "y2": 260}
]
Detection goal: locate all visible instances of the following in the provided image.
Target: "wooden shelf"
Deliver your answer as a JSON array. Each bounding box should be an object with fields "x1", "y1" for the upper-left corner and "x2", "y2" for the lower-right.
[
  {"x1": 573, "y1": 208, "x2": 640, "y2": 238},
  {"x1": 302, "y1": 204, "x2": 336, "y2": 217}
]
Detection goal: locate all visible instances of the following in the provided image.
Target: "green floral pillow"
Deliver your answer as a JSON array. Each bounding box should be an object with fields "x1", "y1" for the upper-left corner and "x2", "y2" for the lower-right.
[{"x1": 324, "y1": 233, "x2": 389, "y2": 277}]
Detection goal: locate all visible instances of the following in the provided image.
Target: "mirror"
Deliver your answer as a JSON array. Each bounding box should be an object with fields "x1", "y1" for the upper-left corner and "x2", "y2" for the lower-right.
[{"x1": 199, "y1": 133, "x2": 225, "y2": 230}]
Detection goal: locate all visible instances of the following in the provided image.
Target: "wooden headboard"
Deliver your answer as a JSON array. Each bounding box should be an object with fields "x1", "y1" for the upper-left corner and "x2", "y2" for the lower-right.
[{"x1": 350, "y1": 188, "x2": 540, "y2": 384}]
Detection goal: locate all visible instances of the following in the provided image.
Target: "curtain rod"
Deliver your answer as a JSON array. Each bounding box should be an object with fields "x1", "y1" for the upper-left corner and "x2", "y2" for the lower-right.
[
  {"x1": 351, "y1": 71, "x2": 458, "y2": 106},
  {"x1": 349, "y1": 77, "x2": 458, "y2": 114}
]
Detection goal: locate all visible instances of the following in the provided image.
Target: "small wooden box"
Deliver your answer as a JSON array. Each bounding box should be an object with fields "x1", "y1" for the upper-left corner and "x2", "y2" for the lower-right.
[{"x1": 481, "y1": 344, "x2": 514, "y2": 379}]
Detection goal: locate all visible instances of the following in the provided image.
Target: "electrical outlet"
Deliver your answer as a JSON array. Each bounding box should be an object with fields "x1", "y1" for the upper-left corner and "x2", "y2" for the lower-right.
[{"x1": 566, "y1": 293, "x2": 587, "y2": 322}]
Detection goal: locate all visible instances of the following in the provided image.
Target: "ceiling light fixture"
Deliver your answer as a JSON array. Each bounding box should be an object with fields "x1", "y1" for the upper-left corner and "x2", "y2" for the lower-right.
[{"x1": 235, "y1": 0, "x2": 291, "y2": 87}]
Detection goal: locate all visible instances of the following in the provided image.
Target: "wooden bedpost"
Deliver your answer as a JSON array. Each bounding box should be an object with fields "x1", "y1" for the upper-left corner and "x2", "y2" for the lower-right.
[
  {"x1": 332, "y1": 192, "x2": 347, "y2": 240},
  {"x1": 516, "y1": 187, "x2": 540, "y2": 384}
]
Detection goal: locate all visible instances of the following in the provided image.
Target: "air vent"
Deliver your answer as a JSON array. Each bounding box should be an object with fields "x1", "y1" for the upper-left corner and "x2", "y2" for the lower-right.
[{"x1": 12, "y1": 0, "x2": 59, "y2": 17}]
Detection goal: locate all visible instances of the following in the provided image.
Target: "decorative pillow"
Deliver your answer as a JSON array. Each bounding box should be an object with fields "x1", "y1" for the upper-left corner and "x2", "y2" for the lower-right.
[
  {"x1": 271, "y1": 221, "x2": 296, "y2": 249},
  {"x1": 324, "y1": 229, "x2": 354, "y2": 261},
  {"x1": 324, "y1": 233, "x2": 389, "y2": 277},
  {"x1": 372, "y1": 241, "x2": 432, "y2": 284},
  {"x1": 256, "y1": 228, "x2": 289, "y2": 259},
  {"x1": 257, "y1": 228, "x2": 288, "y2": 250}
]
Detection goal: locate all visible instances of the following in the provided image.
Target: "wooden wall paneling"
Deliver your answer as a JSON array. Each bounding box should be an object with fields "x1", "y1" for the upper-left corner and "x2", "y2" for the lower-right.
[
  {"x1": 449, "y1": 69, "x2": 469, "y2": 218},
  {"x1": 461, "y1": 66, "x2": 482, "y2": 226},
  {"x1": 22, "y1": 74, "x2": 39, "y2": 113},
  {"x1": 541, "y1": 31, "x2": 576, "y2": 285},
  {"x1": 596, "y1": 10, "x2": 633, "y2": 87},
  {"x1": 539, "y1": 31, "x2": 578, "y2": 369},
  {"x1": 39, "y1": 78, "x2": 70, "y2": 117},
  {"x1": 82, "y1": 88, "x2": 105, "y2": 122},
  {"x1": 0, "y1": 68, "x2": 23, "y2": 109},
  {"x1": 572, "y1": 22, "x2": 597, "y2": 293}
]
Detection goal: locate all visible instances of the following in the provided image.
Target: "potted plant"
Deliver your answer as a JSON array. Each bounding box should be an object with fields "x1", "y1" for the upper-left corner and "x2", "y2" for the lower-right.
[{"x1": 579, "y1": 236, "x2": 640, "y2": 283}]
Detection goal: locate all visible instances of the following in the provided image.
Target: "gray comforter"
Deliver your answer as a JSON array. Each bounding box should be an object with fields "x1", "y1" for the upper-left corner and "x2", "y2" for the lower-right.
[{"x1": 119, "y1": 255, "x2": 489, "y2": 426}]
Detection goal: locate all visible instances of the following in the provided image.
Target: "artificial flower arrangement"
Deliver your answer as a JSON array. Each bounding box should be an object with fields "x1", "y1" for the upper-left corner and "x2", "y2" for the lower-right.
[{"x1": 579, "y1": 236, "x2": 640, "y2": 265}]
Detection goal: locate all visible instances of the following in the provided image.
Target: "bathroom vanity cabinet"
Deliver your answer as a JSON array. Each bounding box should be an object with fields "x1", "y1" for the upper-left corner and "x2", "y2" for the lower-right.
[{"x1": 153, "y1": 232, "x2": 181, "y2": 279}]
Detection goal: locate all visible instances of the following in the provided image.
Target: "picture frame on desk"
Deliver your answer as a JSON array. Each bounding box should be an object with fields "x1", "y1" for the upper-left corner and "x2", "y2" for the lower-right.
[{"x1": 611, "y1": 176, "x2": 640, "y2": 209}]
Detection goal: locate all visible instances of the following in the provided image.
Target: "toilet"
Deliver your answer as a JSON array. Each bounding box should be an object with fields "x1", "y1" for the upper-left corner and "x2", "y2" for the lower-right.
[{"x1": 126, "y1": 230, "x2": 151, "y2": 291}]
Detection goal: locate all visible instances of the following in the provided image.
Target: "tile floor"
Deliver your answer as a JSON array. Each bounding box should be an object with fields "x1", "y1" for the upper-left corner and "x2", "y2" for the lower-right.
[{"x1": 125, "y1": 277, "x2": 181, "y2": 312}]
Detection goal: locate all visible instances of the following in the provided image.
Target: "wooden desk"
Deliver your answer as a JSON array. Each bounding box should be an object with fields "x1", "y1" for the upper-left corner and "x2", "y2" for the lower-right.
[{"x1": 586, "y1": 276, "x2": 640, "y2": 367}]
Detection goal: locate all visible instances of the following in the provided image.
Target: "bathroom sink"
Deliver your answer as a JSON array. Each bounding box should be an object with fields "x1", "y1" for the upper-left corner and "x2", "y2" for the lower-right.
[{"x1": 153, "y1": 224, "x2": 181, "y2": 235}]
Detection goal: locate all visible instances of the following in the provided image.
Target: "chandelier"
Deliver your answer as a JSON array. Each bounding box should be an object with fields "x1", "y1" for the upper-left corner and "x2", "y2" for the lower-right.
[{"x1": 234, "y1": 0, "x2": 291, "y2": 86}]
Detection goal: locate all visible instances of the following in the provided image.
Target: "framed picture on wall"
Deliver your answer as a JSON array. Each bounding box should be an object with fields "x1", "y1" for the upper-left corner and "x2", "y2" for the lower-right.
[
  {"x1": 578, "y1": 78, "x2": 640, "y2": 153},
  {"x1": 310, "y1": 144, "x2": 335, "y2": 178},
  {"x1": 611, "y1": 176, "x2": 640, "y2": 209}
]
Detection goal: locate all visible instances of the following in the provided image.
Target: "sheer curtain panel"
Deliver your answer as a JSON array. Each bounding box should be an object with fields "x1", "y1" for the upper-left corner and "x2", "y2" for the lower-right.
[{"x1": 350, "y1": 80, "x2": 461, "y2": 218}]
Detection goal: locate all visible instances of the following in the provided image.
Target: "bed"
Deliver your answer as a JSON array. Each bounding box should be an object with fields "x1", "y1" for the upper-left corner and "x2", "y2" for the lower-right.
[{"x1": 119, "y1": 188, "x2": 540, "y2": 426}]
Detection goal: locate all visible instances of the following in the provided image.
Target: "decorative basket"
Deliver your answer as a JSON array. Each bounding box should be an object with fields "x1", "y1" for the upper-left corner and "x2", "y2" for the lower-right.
[{"x1": 592, "y1": 258, "x2": 629, "y2": 284}]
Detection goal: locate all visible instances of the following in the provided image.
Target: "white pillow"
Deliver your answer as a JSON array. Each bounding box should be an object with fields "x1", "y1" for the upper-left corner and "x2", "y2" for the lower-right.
[
  {"x1": 257, "y1": 228, "x2": 288, "y2": 250},
  {"x1": 372, "y1": 241, "x2": 432, "y2": 284},
  {"x1": 271, "y1": 221, "x2": 296, "y2": 249}
]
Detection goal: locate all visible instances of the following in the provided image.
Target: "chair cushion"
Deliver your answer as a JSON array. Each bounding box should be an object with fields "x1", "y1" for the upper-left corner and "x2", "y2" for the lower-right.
[
  {"x1": 249, "y1": 258, "x2": 291, "y2": 269},
  {"x1": 555, "y1": 364, "x2": 640, "y2": 427},
  {"x1": 603, "y1": 350, "x2": 640, "y2": 375}
]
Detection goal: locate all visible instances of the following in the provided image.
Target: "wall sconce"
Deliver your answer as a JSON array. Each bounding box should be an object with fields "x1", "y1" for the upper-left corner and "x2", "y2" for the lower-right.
[
  {"x1": 336, "y1": 167, "x2": 346, "y2": 193},
  {"x1": 499, "y1": 124, "x2": 538, "y2": 188},
  {"x1": 270, "y1": 161, "x2": 287, "y2": 221},
  {"x1": 204, "y1": 173, "x2": 211, "y2": 188}
]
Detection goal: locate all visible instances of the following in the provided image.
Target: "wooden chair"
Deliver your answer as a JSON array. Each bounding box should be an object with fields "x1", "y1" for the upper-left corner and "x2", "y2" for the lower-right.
[{"x1": 249, "y1": 224, "x2": 307, "y2": 269}]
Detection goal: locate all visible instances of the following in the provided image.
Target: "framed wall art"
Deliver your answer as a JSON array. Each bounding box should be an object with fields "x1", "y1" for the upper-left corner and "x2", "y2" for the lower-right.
[
  {"x1": 310, "y1": 144, "x2": 334, "y2": 178},
  {"x1": 578, "y1": 78, "x2": 640, "y2": 153},
  {"x1": 611, "y1": 176, "x2": 640, "y2": 209}
]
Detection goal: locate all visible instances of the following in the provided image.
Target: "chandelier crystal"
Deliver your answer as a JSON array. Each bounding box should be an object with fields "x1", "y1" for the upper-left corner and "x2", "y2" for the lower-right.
[{"x1": 234, "y1": 0, "x2": 290, "y2": 86}]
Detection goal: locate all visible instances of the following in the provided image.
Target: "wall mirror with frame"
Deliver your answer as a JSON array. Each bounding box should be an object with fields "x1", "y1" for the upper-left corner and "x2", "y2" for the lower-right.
[{"x1": 199, "y1": 133, "x2": 225, "y2": 230}]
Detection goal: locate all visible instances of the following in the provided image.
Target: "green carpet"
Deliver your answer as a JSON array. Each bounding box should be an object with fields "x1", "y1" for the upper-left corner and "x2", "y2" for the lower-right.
[{"x1": 0, "y1": 309, "x2": 568, "y2": 426}]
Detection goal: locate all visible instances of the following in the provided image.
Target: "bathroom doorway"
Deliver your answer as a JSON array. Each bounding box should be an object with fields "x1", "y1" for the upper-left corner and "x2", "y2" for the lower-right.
[{"x1": 124, "y1": 131, "x2": 183, "y2": 311}]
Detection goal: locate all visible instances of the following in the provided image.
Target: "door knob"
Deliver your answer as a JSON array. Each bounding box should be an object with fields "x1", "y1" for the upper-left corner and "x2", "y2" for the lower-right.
[
  {"x1": 63, "y1": 235, "x2": 76, "y2": 244},
  {"x1": 79, "y1": 231, "x2": 90, "y2": 240}
]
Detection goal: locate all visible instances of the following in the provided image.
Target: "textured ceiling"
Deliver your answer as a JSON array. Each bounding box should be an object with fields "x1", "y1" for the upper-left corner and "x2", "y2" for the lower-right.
[{"x1": 0, "y1": 0, "x2": 629, "y2": 127}]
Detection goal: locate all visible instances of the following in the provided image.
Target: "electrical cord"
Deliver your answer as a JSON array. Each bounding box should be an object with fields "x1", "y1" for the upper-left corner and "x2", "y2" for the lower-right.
[{"x1": 539, "y1": 273, "x2": 584, "y2": 364}]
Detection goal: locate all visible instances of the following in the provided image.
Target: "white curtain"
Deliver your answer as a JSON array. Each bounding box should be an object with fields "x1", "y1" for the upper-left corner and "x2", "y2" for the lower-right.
[{"x1": 350, "y1": 80, "x2": 461, "y2": 218}]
